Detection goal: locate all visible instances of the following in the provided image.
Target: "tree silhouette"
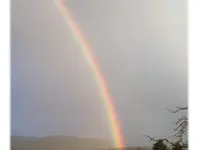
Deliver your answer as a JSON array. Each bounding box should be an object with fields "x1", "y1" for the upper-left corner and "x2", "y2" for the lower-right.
[
  {"x1": 167, "y1": 106, "x2": 188, "y2": 139},
  {"x1": 145, "y1": 106, "x2": 188, "y2": 150},
  {"x1": 153, "y1": 140, "x2": 169, "y2": 150},
  {"x1": 171, "y1": 141, "x2": 184, "y2": 150}
]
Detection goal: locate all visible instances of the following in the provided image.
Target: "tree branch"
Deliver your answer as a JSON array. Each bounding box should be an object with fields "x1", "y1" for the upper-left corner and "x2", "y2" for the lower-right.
[
  {"x1": 143, "y1": 135, "x2": 175, "y2": 146},
  {"x1": 176, "y1": 116, "x2": 187, "y2": 125},
  {"x1": 167, "y1": 106, "x2": 188, "y2": 113},
  {"x1": 174, "y1": 120, "x2": 188, "y2": 131}
]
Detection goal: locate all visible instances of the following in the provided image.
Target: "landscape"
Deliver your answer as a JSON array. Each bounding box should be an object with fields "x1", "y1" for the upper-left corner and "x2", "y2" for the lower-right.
[{"x1": 11, "y1": 136, "x2": 151, "y2": 150}]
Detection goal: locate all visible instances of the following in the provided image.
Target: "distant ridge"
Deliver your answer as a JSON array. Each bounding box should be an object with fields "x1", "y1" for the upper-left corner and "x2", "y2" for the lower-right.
[
  {"x1": 96, "y1": 147, "x2": 152, "y2": 150},
  {"x1": 11, "y1": 135, "x2": 111, "y2": 150},
  {"x1": 11, "y1": 136, "x2": 152, "y2": 150}
]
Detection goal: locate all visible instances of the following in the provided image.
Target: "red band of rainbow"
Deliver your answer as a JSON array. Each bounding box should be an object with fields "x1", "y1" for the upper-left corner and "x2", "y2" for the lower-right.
[{"x1": 55, "y1": 0, "x2": 125, "y2": 148}]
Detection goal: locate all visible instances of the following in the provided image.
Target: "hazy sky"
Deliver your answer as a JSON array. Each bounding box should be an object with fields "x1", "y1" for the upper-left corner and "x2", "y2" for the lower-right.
[{"x1": 11, "y1": 0, "x2": 187, "y2": 146}]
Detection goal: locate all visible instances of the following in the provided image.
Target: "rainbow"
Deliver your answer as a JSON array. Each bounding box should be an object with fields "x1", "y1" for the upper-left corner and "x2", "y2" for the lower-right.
[{"x1": 55, "y1": 0, "x2": 125, "y2": 148}]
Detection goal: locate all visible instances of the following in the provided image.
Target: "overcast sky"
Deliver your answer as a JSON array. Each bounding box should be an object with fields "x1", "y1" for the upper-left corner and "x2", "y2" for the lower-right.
[{"x1": 11, "y1": 0, "x2": 187, "y2": 146}]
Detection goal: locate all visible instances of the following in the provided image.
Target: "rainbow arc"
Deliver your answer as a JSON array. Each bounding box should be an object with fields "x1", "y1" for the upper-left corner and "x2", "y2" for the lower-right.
[{"x1": 55, "y1": 0, "x2": 125, "y2": 148}]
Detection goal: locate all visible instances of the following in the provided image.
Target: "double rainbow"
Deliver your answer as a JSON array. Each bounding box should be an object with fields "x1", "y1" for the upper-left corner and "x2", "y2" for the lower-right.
[{"x1": 55, "y1": 0, "x2": 124, "y2": 148}]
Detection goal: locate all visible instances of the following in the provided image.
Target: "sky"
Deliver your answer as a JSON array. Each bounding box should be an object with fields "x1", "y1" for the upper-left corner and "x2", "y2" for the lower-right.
[{"x1": 11, "y1": 0, "x2": 187, "y2": 147}]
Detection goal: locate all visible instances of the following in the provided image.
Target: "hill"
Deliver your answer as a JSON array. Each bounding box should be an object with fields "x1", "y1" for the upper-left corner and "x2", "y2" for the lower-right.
[
  {"x1": 96, "y1": 147, "x2": 152, "y2": 150},
  {"x1": 11, "y1": 136, "x2": 152, "y2": 150},
  {"x1": 11, "y1": 135, "x2": 111, "y2": 150}
]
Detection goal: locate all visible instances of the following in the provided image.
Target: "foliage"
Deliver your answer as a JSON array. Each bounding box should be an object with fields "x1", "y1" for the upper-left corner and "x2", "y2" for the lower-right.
[
  {"x1": 153, "y1": 140, "x2": 169, "y2": 150},
  {"x1": 171, "y1": 141, "x2": 184, "y2": 150}
]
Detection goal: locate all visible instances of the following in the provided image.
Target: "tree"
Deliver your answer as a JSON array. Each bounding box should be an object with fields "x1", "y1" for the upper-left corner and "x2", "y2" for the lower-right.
[
  {"x1": 171, "y1": 141, "x2": 184, "y2": 150},
  {"x1": 168, "y1": 106, "x2": 188, "y2": 149},
  {"x1": 153, "y1": 140, "x2": 169, "y2": 150},
  {"x1": 145, "y1": 106, "x2": 188, "y2": 150},
  {"x1": 167, "y1": 106, "x2": 188, "y2": 140}
]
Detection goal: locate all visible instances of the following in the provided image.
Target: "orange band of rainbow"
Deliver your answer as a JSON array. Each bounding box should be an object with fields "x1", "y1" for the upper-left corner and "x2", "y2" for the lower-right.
[{"x1": 55, "y1": 0, "x2": 124, "y2": 148}]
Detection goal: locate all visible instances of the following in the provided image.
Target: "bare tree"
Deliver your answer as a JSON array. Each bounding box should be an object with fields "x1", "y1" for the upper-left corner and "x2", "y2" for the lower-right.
[{"x1": 168, "y1": 106, "x2": 188, "y2": 139}]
